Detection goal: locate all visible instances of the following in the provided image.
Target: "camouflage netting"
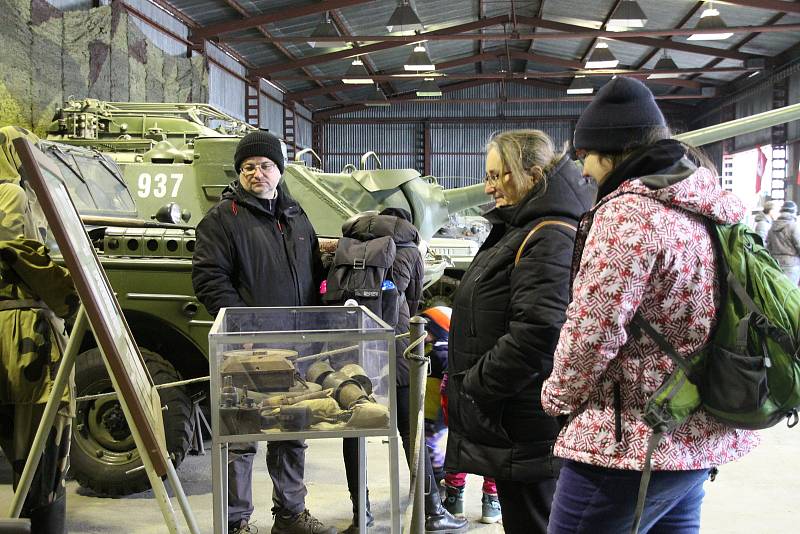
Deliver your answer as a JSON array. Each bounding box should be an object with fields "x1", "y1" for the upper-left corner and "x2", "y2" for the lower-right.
[{"x1": 0, "y1": 0, "x2": 208, "y2": 134}]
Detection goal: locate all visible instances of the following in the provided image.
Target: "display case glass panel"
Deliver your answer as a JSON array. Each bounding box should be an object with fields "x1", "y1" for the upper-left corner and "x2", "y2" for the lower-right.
[{"x1": 209, "y1": 306, "x2": 395, "y2": 441}]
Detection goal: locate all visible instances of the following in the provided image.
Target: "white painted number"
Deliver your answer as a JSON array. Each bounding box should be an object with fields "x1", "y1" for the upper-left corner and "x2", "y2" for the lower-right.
[
  {"x1": 137, "y1": 173, "x2": 151, "y2": 198},
  {"x1": 170, "y1": 174, "x2": 184, "y2": 197},
  {"x1": 137, "y1": 173, "x2": 184, "y2": 198},
  {"x1": 153, "y1": 173, "x2": 167, "y2": 198}
]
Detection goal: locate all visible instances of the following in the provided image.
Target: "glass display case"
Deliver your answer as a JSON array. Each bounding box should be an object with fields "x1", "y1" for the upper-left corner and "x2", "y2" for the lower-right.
[{"x1": 209, "y1": 305, "x2": 402, "y2": 533}]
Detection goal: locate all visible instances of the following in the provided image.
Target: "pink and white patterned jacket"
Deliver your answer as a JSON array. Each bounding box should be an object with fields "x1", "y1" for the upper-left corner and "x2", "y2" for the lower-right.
[{"x1": 541, "y1": 163, "x2": 760, "y2": 471}]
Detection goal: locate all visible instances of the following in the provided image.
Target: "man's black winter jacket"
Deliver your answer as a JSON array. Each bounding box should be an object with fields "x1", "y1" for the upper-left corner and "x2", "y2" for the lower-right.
[
  {"x1": 192, "y1": 181, "x2": 324, "y2": 317},
  {"x1": 445, "y1": 155, "x2": 596, "y2": 482}
]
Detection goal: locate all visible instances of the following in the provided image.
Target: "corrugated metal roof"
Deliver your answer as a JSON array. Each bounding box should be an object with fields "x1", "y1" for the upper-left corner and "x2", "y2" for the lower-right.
[{"x1": 140, "y1": 0, "x2": 800, "y2": 113}]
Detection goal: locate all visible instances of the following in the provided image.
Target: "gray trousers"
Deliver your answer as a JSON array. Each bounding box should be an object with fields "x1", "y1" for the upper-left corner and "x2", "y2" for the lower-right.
[
  {"x1": 780, "y1": 263, "x2": 800, "y2": 285},
  {"x1": 228, "y1": 439, "x2": 308, "y2": 524}
]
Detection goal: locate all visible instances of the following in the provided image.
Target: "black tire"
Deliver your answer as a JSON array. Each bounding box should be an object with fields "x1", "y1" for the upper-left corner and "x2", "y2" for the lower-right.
[{"x1": 70, "y1": 347, "x2": 195, "y2": 496}]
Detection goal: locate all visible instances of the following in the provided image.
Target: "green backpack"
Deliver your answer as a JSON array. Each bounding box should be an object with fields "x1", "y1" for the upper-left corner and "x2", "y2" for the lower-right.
[{"x1": 630, "y1": 222, "x2": 800, "y2": 533}]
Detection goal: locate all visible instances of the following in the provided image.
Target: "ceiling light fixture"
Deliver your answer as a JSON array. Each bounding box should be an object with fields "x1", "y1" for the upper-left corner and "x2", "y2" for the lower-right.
[
  {"x1": 647, "y1": 52, "x2": 679, "y2": 79},
  {"x1": 607, "y1": 0, "x2": 648, "y2": 29},
  {"x1": 585, "y1": 42, "x2": 619, "y2": 69},
  {"x1": 566, "y1": 75, "x2": 594, "y2": 95},
  {"x1": 386, "y1": 1, "x2": 424, "y2": 33},
  {"x1": 342, "y1": 57, "x2": 372, "y2": 84},
  {"x1": 308, "y1": 12, "x2": 347, "y2": 49},
  {"x1": 404, "y1": 43, "x2": 435, "y2": 71},
  {"x1": 416, "y1": 78, "x2": 441, "y2": 97},
  {"x1": 364, "y1": 84, "x2": 391, "y2": 106},
  {"x1": 688, "y1": 4, "x2": 733, "y2": 40}
]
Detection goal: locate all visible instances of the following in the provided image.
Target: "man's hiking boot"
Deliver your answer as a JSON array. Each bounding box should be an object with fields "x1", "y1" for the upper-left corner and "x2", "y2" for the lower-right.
[
  {"x1": 229, "y1": 519, "x2": 258, "y2": 534},
  {"x1": 271, "y1": 509, "x2": 337, "y2": 534}
]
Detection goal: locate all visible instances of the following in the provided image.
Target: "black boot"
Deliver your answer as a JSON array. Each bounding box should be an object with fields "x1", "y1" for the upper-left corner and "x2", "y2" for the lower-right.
[
  {"x1": 424, "y1": 480, "x2": 468, "y2": 533},
  {"x1": 342, "y1": 492, "x2": 374, "y2": 534},
  {"x1": 28, "y1": 495, "x2": 66, "y2": 534}
]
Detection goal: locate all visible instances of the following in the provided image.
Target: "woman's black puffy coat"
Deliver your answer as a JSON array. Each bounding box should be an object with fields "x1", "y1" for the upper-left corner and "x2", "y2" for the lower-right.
[{"x1": 445, "y1": 156, "x2": 596, "y2": 481}]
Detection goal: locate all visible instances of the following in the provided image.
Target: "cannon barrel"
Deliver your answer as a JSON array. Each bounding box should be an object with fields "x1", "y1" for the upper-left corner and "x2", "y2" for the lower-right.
[
  {"x1": 675, "y1": 102, "x2": 800, "y2": 147},
  {"x1": 442, "y1": 183, "x2": 489, "y2": 216}
]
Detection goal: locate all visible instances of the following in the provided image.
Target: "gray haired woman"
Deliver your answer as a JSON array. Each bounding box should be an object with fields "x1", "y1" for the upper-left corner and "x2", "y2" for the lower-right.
[{"x1": 445, "y1": 129, "x2": 596, "y2": 532}]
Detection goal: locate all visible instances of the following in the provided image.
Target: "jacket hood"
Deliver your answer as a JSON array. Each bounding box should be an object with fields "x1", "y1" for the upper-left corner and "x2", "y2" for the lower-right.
[
  {"x1": 608, "y1": 159, "x2": 746, "y2": 225},
  {"x1": 342, "y1": 212, "x2": 420, "y2": 245},
  {"x1": 487, "y1": 155, "x2": 596, "y2": 226},
  {"x1": 220, "y1": 180, "x2": 299, "y2": 218}
]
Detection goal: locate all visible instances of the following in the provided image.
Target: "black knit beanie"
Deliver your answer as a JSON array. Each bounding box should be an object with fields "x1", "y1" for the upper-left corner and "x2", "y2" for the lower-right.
[
  {"x1": 573, "y1": 77, "x2": 668, "y2": 153},
  {"x1": 234, "y1": 130, "x2": 286, "y2": 174}
]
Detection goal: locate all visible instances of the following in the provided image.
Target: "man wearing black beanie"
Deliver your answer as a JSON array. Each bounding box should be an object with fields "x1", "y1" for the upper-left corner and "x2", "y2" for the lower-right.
[{"x1": 193, "y1": 130, "x2": 333, "y2": 534}]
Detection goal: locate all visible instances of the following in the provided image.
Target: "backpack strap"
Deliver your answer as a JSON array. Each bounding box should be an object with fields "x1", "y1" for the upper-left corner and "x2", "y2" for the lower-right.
[
  {"x1": 515, "y1": 220, "x2": 577, "y2": 266},
  {"x1": 630, "y1": 313, "x2": 694, "y2": 377},
  {"x1": 631, "y1": 430, "x2": 665, "y2": 534}
]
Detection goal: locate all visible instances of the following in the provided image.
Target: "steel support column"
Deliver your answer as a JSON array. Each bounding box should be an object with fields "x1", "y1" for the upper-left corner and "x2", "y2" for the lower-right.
[{"x1": 771, "y1": 79, "x2": 789, "y2": 200}]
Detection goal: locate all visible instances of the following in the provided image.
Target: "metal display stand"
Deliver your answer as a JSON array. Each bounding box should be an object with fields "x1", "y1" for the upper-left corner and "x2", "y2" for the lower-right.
[{"x1": 209, "y1": 306, "x2": 402, "y2": 534}]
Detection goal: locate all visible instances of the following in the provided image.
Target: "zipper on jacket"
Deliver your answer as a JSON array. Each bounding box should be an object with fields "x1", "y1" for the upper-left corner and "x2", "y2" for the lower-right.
[
  {"x1": 613, "y1": 381, "x2": 622, "y2": 443},
  {"x1": 469, "y1": 273, "x2": 480, "y2": 336},
  {"x1": 277, "y1": 220, "x2": 302, "y2": 304}
]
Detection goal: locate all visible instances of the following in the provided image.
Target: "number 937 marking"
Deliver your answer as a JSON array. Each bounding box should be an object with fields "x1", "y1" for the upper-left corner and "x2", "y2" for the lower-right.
[{"x1": 137, "y1": 173, "x2": 184, "y2": 198}]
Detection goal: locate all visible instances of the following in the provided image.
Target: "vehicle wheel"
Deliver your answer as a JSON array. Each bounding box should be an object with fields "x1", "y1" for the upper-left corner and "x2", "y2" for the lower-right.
[{"x1": 70, "y1": 347, "x2": 194, "y2": 496}]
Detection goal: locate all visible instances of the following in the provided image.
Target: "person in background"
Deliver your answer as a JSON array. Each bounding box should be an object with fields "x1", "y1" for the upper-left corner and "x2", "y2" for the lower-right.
[
  {"x1": 542, "y1": 76, "x2": 759, "y2": 534},
  {"x1": 421, "y1": 306, "x2": 451, "y2": 487},
  {"x1": 0, "y1": 179, "x2": 78, "y2": 534},
  {"x1": 338, "y1": 209, "x2": 467, "y2": 534},
  {"x1": 446, "y1": 129, "x2": 596, "y2": 533},
  {"x1": 192, "y1": 130, "x2": 333, "y2": 534},
  {"x1": 767, "y1": 200, "x2": 800, "y2": 284},
  {"x1": 755, "y1": 199, "x2": 780, "y2": 243},
  {"x1": 423, "y1": 306, "x2": 502, "y2": 525}
]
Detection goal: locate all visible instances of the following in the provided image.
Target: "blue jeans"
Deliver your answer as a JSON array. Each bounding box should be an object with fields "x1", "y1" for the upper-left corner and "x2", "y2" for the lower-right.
[{"x1": 548, "y1": 460, "x2": 710, "y2": 534}]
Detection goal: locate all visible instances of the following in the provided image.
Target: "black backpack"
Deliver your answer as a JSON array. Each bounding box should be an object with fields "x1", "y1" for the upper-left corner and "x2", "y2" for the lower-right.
[{"x1": 323, "y1": 234, "x2": 400, "y2": 326}]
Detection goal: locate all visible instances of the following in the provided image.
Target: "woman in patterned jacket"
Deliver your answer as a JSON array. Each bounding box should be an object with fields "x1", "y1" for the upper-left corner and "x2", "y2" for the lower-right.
[{"x1": 541, "y1": 77, "x2": 759, "y2": 533}]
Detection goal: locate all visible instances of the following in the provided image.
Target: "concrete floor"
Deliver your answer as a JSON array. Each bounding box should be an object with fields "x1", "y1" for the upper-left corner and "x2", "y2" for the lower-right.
[{"x1": 1, "y1": 425, "x2": 798, "y2": 533}]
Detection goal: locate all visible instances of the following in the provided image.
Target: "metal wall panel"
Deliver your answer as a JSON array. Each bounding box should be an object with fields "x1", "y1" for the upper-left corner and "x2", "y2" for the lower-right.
[
  {"x1": 207, "y1": 42, "x2": 247, "y2": 76},
  {"x1": 320, "y1": 118, "x2": 577, "y2": 186},
  {"x1": 735, "y1": 85, "x2": 773, "y2": 151},
  {"x1": 260, "y1": 97, "x2": 284, "y2": 137},
  {"x1": 429, "y1": 120, "x2": 576, "y2": 186},
  {"x1": 324, "y1": 122, "x2": 419, "y2": 155},
  {"x1": 296, "y1": 114, "x2": 313, "y2": 149},
  {"x1": 209, "y1": 62, "x2": 245, "y2": 120}
]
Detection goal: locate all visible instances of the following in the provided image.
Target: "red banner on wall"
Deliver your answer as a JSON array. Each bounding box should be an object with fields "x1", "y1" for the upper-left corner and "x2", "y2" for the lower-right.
[{"x1": 755, "y1": 146, "x2": 767, "y2": 193}]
